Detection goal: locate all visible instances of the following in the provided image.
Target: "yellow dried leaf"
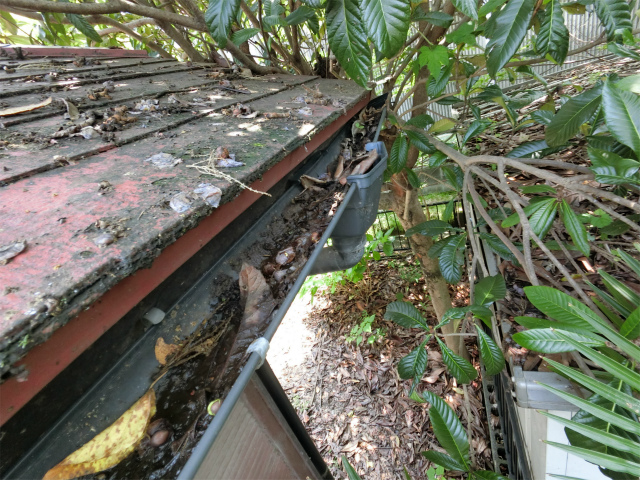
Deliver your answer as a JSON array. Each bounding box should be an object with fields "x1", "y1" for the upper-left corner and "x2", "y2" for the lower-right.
[
  {"x1": 0, "y1": 97, "x2": 52, "y2": 117},
  {"x1": 43, "y1": 390, "x2": 156, "y2": 480},
  {"x1": 155, "y1": 337, "x2": 179, "y2": 365}
]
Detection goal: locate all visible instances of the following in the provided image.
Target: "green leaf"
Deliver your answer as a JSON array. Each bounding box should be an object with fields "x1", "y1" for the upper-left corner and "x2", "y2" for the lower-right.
[
  {"x1": 326, "y1": 0, "x2": 371, "y2": 87},
  {"x1": 384, "y1": 301, "x2": 429, "y2": 329},
  {"x1": 474, "y1": 274, "x2": 506, "y2": 306},
  {"x1": 602, "y1": 80, "x2": 640, "y2": 156},
  {"x1": 383, "y1": 241, "x2": 393, "y2": 257},
  {"x1": 405, "y1": 114, "x2": 434, "y2": 129},
  {"x1": 442, "y1": 198, "x2": 455, "y2": 223},
  {"x1": 485, "y1": 0, "x2": 535, "y2": 77},
  {"x1": 437, "y1": 337, "x2": 478, "y2": 383},
  {"x1": 406, "y1": 220, "x2": 460, "y2": 237},
  {"x1": 452, "y1": 0, "x2": 478, "y2": 19},
  {"x1": 360, "y1": 0, "x2": 411, "y2": 58},
  {"x1": 546, "y1": 409, "x2": 640, "y2": 457},
  {"x1": 205, "y1": 0, "x2": 241, "y2": 47},
  {"x1": 342, "y1": 455, "x2": 363, "y2": 480},
  {"x1": 442, "y1": 165, "x2": 463, "y2": 191},
  {"x1": 418, "y1": 45, "x2": 450, "y2": 76},
  {"x1": 521, "y1": 184, "x2": 557, "y2": 194},
  {"x1": 472, "y1": 471, "x2": 510, "y2": 480},
  {"x1": 558, "y1": 200, "x2": 589, "y2": 256},
  {"x1": 531, "y1": 110, "x2": 554, "y2": 125},
  {"x1": 422, "y1": 390, "x2": 470, "y2": 467},
  {"x1": 546, "y1": 85, "x2": 602, "y2": 146},
  {"x1": 544, "y1": 358, "x2": 640, "y2": 415},
  {"x1": 523, "y1": 286, "x2": 601, "y2": 330},
  {"x1": 615, "y1": 248, "x2": 640, "y2": 278},
  {"x1": 478, "y1": 0, "x2": 507, "y2": 16},
  {"x1": 285, "y1": 5, "x2": 316, "y2": 25},
  {"x1": 544, "y1": 441, "x2": 640, "y2": 475},
  {"x1": 599, "y1": 270, "x2": 640, "y2": 312},
  {"x1": 510, "y1": 140, "x2": 550, "y2": 157},
  {"x1": 412, "y1": 11, "x2": 454, "y2": 28},
  {"x1": 436, "y1": 96, "x2": 463, "y2": 105},
  {"x1": 65, "y1": 14, "x2": 102, "y2": 43},
  {"x1": 475, "y1": 326, "x2": 505, "y2": 375},
  {"x1": 428, "y1": 237, "x2": 451, "y2": 258},
  {"x1": 555, "y1": 331, "x2": 640, "y2": 391},
  {"x1": 406, "y1": 168, "x2": 422, "y2": 188},
  {"x1": 594, "y1": 0, "x2": 632, "y2": 41},
  {"x1": 462, "y1": 119, "x2": 491, "y2": 144},
  {"x1": 526, "y1": 197, "x2": 557, "y2": 238},
  {"x1": 478, "y1": 232, "x2": 519, "y2": 263},
  {"x1": 588, "y1": 147, "x2": 640, "y2": 185},
  {"x1": 608, "y1": 43, "x2": 640, "y2": 63},
  {"x1": 405, "y1": 129, "x2": 436, "y2": 153},
  {"x1": 446, "y1": 22, "x2": 477, "y2": 46},
  {"x1": 512, "y1": 328, "x2": 604, "y2": 353},
  {"x1": 389, "y1": 135, "x2": 409, "y2": 173},
  {"x1": 439, "y1": 234, "x2": 467, "y2": 284},
  {"x1": 538, "y1": 383, "x2": 640, "y2": 436},
  {"x1": 302, "y1": 0, "x2": 326, "y2": 7},
  {"x1": 398, "y1": 339, "x2": 429, "y2": 380},
  {"x1": 535, "y1": 0, "x2": 569, "y2": 64},
  {"x1": 581, "y1": 208, "x2": 612, "y2": 228},
  {"x1": 231, "y1": 28, "x2": 261, "y2": 45},
  {"x1": 428, "y1": 118, "x2": 456, "y2": 133},
  {"x1": 421, "y1": 451, "x2": 467, "y2": 471},
  {"x1": 514, "y1": 316, "x2": 603, "y2": 337}
]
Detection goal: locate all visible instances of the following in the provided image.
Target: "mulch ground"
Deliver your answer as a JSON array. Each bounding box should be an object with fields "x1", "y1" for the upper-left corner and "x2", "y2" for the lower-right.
[{"x1": 268, "y1": 256, "x2": 495, "y2": 480}]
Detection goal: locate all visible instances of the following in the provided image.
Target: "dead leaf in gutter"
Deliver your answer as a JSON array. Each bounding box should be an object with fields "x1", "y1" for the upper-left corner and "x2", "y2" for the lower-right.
[
  {"x1": 0, "y1": 97, "x2": 52, "y2": 117},
  {"x1": 0, "y1": 241, "x2": 26, "y2": 265},
  {"x1": 155, "y1": 337, "x2": 179, "y2": 365},
  {"x1": 43, "y1": 390, "x2": 156, "y2": 480},
  {"x1": 57, "y1": 98, "x2": 79, "y2": 121}
]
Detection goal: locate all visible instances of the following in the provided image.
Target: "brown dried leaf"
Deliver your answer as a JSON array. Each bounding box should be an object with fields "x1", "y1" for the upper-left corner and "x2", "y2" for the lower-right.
[
  {"x1": 0, "y1": 97, "x2": 52, "y2": 117},
  {"x1": 154, "y1": 337, "x2": 179, "y2": 365},
  {"x1": 43, "y1": 390, "x2": 156, "y2": 480}
]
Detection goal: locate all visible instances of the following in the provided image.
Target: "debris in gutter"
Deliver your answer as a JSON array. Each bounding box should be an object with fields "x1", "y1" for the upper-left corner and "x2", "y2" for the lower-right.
[
  {"x1": 145, "y1": 153, "x2": 182, "y2": 169},
  {"x1": 57, "y1": 98, "x2": 79, "y2": 121},
  {"x1": 169, "y1": 192, "x2": 192, "y2": 213},
  {"x1": 193, "y1": 183, "x2": 222, "y2": 207},
  {"x1": 136, "y1": 99, "x2": 159, "y2": 112},
  {"x1": 155, "y1": 337, "x2": 179, "y2": 366},
  {"x1": 0, "y1": 241, "x2": 26, "y2": 265},
  {"x1": 0, "y1": 97, "x2": 52, "y2": 117},
  {"x1": 42, "y1": 390, "x2": 156, "y2": 480}
]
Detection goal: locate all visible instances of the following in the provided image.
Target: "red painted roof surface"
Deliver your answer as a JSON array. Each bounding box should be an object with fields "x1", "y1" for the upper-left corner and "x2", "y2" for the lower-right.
[{"x1": 0, "y1": 54, "x2": 367, "y2": 382}]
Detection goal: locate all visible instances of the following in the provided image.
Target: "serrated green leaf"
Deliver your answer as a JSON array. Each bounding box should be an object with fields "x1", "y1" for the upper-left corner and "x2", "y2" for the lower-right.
[
  {"x1": 231, "y1": 28, "x2": 261, "y2": 45},
  {"x1": 446, "y1": 22, "x2": 477, "y2": 46},
  {"x1": 509, "y1": 139, "x2": 551, "y2": 158},
  {"x1": 602, "y1": 80, "x2": 640, "y2": 156},
  {"x1": 285, "y1": 5, "x2": 316, "y2": 25},
  {"x1": 526, "y1": 196, "x2": 557, "y2": 238},
  {"x1": 485, "y1": 0, "x2": 535, "y2": 77},
  {"x1": 559, "y1": 199, "x2": 589, "y2": 256},
  {"x1": 412, "y1": 10, "x2": 454, "y2": 28},
  {"x1": 389, "y1": 135, "x2": 409, "y2": 173},
  {"x1": 439, "y1": 233, "x2": 467, "y2": 283},
  {"x1": 475, "y1": 274, "x2": 506, "y2": 306},
  {"x1": 418, "y1": 44, "x2": 449, "y2": 77},
  {"x1": 581, "y1": 208, "x2": 612, "y2": 228},
  {"x1": 478, "y1": 0, "x2": 507, "y2": 16},
  {"x1": 385, "y1": 301, "x2": 429, "y2": 329},
  {"x1": 406, "y1": 114, "x2": 435, "y2": 129},
  {"x1": 535, "y1": 0, "x2": 569, "y2": 64},
  {"x1": 360, "y1": 0, "x2": 411, "y2": 58},
  {"x1": 205, "y1": 0, "x2": 241, "y2": 47},
  {"x1": 65, "y1": 14, "x2": 102, "y2": 43},
  {"x1": 437, "y1": 337, "x2": 478, "y2": 383},
  {"x1": 421, "y1": 451, "x2": 467, "y2": 471},
  {"x1": 326, "y1": 0, "x2": 371, "y2": 87},
  {"x1": 398, "y1": 339, "x2": 429, "y2": 380},
  {"x1": 588, "y1": 147, "x2": 640, "y2": 185},
  {"x1": 462, "y1": 119, "x2": 491, "y2": 144},
  {"x1": 422, "y1": 390, "x2": 470, "y2": 467},
  {"x1": 521, "y1": 184, "x2": 557, "y2": 194},
  {"x1": 405, "y1": 129, "x2": 436, "y2": 153},
  {"x1": 546, "y1": 85, "x2": 602, "y2": 146},
  {"x1": 475, "y1": 326, "x2": 505, "y2": 375},
  {"x1": 406, "y1": 168, "x2": 422, "y2": 188},
  {"x1": 452, "y1": 0, "x2": 478, "y2": 19},
  {"x1": 302, "y1": 0, "x2": 325, "y2": 7},
  {"x1": 608, "y1": 43, "x2": 640, "y2": 63},
  {"x1": 406, "y1": 219, "x2": 460, "y2": 237},
  {"x1": 512, "y1": 328, "x2": 605, "y2": 353},
  {"x1": 595, "y1": 0, "x2": 632, "y2": 41},
  {"x1": 478, "y1": 232, "x2": 520, "y2": 263}
]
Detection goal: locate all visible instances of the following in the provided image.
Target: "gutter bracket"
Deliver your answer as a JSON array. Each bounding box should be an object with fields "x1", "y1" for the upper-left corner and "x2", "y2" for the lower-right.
[{"x1": 247, "y1": 337, "x2": 270, "y2": 369}]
